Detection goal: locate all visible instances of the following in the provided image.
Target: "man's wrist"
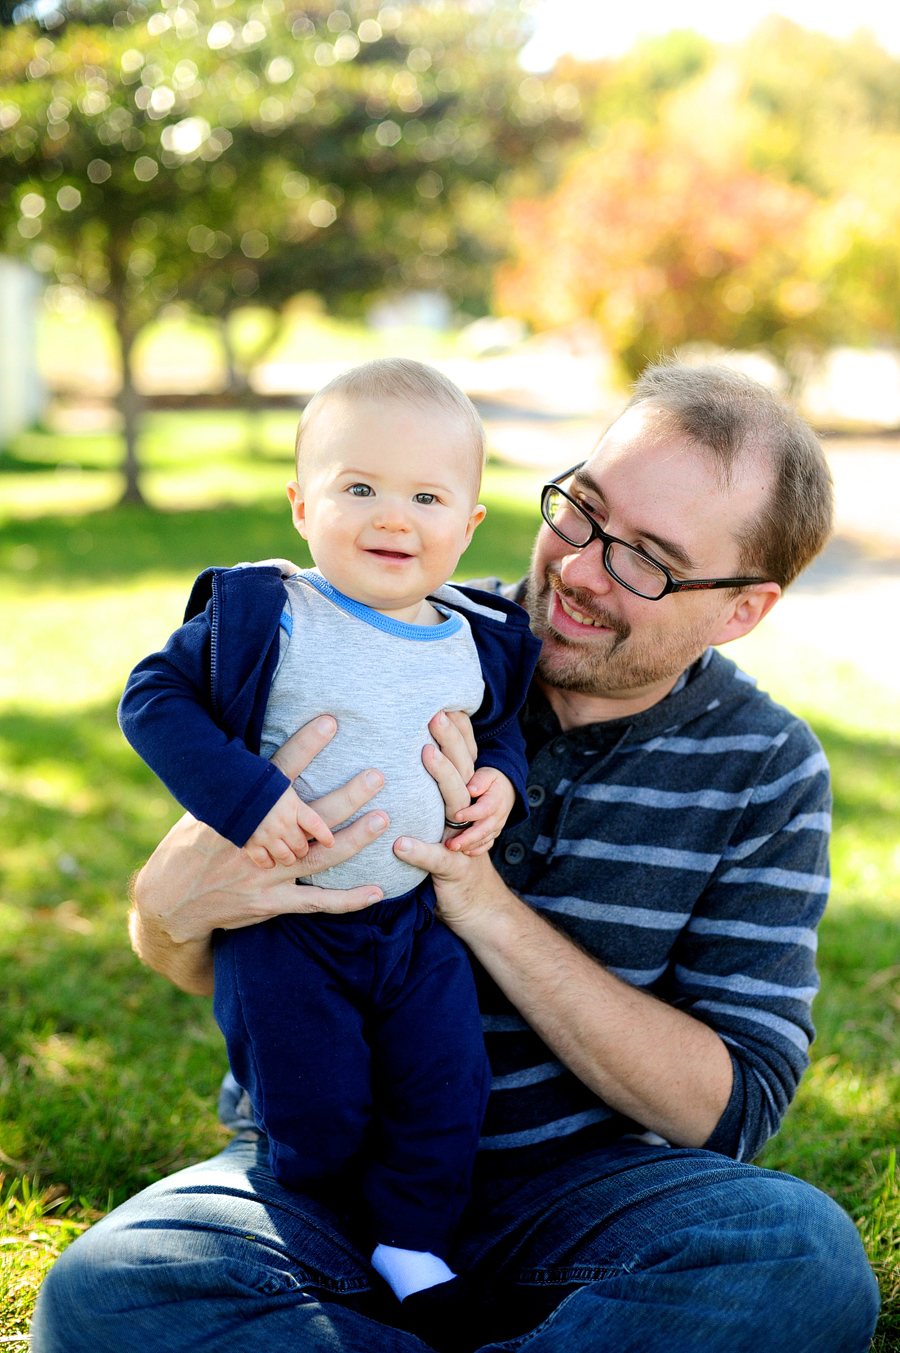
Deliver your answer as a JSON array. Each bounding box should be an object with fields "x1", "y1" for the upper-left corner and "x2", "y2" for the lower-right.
[{"x1": 434, "y1": 853, "x2": 526, "y2": 945}]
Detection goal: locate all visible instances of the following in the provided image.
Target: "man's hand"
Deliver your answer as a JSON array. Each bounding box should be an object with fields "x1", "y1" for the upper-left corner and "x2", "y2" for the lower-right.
[
  {"x1": 243, "y1": 785, "x2": 334, "y2": 868},
  {"x1": 413, "y1": 709, "x2": 498, "y2": 927},
  {"x1": 130, "y1": 716, "x2": 388, "y2": 993}
]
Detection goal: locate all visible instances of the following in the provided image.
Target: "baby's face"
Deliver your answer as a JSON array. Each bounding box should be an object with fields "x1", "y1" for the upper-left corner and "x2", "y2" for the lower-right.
[{"x1": 287, "y1": 395, "x2": 486, "y2": 618}]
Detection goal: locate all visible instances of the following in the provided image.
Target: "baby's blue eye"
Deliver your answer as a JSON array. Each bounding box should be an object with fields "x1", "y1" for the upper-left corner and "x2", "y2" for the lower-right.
[
  {"x1": 348, "y1": 483, "x2": 372, "y2": 497},
  {"x1": 414, "y1": 493, "x2": 436, "y2": 505}
]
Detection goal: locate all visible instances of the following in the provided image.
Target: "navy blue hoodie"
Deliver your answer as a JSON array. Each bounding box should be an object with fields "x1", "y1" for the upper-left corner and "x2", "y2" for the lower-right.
[{"x1": 119, "y1": 565, "x2": 541, "y2": 848}]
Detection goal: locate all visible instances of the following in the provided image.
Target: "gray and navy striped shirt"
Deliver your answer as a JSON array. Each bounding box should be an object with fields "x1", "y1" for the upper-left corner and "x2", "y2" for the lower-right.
[{"x1": 474, "y1": 582, "x2": 830, "y2": 1174}]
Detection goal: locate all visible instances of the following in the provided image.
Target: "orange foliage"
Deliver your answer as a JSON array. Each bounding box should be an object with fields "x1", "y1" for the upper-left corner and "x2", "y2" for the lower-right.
[{"x1": 496, "y1": 126, "x2": 816, "y2": 374}]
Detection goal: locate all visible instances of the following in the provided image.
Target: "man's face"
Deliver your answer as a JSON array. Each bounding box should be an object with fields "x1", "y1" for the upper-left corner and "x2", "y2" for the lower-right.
[{"x1": 525, "y1": 403, "x2": 772, "y2": 702}]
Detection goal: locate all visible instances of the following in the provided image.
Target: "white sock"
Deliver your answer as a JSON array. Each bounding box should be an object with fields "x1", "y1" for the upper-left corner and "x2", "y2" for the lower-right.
[{"x1": 371, "y1": 1243, "x2": 456, "y2": 1302}]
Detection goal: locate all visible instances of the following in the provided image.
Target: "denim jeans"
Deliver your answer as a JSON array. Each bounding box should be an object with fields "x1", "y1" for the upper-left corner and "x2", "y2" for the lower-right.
[{"x1": 32, "y1": 1135, "x2": 879, "y2": 1353}]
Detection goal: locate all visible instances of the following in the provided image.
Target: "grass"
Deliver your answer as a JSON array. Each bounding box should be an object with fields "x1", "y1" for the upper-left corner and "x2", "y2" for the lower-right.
[{"x1": 1, "y1": 414, "x2": 899, "y2": 1344}]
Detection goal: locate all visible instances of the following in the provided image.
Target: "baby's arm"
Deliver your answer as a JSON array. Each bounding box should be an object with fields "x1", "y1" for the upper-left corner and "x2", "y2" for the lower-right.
[
  {"x1": 119, "y1": 604, "x2": 292, "y2": 848},
  {"x1": 243, "y1": 784, "x2": 334, "y2": 868},
  {"x1": 445, "y1": 765, "x2": 516, "y2": 857}
]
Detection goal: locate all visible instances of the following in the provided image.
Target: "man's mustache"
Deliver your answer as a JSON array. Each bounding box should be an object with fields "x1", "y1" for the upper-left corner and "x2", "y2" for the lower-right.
[{"x1": 545, "y1": 565, "x2": 630, "y2": 641}]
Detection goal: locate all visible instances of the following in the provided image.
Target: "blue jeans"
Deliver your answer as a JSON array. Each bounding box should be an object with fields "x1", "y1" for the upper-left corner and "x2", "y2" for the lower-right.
[{"x1": 32, "y1": 1136, "x2": 878, "y2": 1352}]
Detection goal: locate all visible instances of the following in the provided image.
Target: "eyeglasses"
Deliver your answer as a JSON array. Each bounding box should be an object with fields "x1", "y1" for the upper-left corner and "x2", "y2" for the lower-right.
[{"x1": 540, "y1": 463, "x2": 771, "y2": 602}]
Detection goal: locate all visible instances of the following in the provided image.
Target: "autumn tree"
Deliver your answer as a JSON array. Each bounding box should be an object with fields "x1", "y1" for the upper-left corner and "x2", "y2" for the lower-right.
[
  {"x1": 735, "y1": 20, "x2": 900, "y2": 356},
  {"x1": 496, "y1": 122, "x2": 816, "y2": 379},
  {"x1": 499, "y1": 21, "x2": 900, "y2": 382}
]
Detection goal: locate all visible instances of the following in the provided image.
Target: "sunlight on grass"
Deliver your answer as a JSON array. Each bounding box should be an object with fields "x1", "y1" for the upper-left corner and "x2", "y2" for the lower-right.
[
  {"x1": 0, "y1": 470, "x2": 121, "y2": 520},
  {"x1": 728, "y1": 620, "x2": 900, "y2": 741},
  {"x1": 0, "y1": 581, "x2": 193, "y2": 709},
  {"x1": 37, "y1": 297, "x2": 465, "y2": 404},
  {"x1": 0, "y1": 1176, "x2": 95, "y2": 1341}
]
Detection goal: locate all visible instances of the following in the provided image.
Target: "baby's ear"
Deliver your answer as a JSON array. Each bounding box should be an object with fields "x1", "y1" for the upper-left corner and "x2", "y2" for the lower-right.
[
  {"x1": 286, "y1": 481, "x2": 308, "y2": 538},
  {"x1": 465, "y1": 503, "x2": 487, "y2": 543}
]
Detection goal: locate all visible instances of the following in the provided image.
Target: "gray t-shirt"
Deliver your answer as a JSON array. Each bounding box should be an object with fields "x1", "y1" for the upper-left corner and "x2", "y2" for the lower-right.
[{"x1": 260, "y1": 570, "x2": 485, "y2": 896}]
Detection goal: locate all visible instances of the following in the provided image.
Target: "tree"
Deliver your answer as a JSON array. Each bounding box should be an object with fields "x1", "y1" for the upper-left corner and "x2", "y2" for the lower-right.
[
  {"x1": 500, "y1": 20, "x2": 900, "y2": 383},
  {"x1": 0, "y1": 0, "x2": 580, "y2": 501},
  {"x1": 496, "y1": 122, "x2": 817, "y2": 379}
]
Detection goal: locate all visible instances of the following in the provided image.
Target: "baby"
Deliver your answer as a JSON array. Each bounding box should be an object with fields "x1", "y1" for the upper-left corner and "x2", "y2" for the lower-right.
[{"x1": 119, "y1": 358, "x2": 541, "y2": 1342}]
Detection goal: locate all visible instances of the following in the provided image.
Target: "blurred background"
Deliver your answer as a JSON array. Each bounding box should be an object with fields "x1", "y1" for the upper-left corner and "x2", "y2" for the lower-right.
[{"x1": 1, "y1": 0, "x2": 899, "y2": 1343}]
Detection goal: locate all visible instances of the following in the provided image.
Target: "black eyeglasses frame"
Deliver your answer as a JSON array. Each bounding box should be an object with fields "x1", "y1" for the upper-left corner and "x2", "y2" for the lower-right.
[{"x1": 541, "y1": 462, "x2": 772, "y2": 601}]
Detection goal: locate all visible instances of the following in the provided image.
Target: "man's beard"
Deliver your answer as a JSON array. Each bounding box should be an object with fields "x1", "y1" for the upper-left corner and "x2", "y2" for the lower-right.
[{"x1": 523, "y1": 560, "x2": 712, "y2": 698}]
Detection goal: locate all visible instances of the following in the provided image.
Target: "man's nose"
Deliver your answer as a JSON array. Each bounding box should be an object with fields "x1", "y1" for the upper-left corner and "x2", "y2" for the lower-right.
[{"x1": 557, "y1": 537, "x2": 613, "y2": 593}]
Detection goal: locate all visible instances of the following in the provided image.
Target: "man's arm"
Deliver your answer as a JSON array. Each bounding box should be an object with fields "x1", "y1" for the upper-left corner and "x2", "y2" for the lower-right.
[
  {"x1": 408, "y1": 714, "x2": 733, "y2": 1145},
  {"x1": 129, "y1": 720, "x2": 390, "y2": 996},
  {"x1": 406, "y1": 709, "x2": 827, "y2": 1153},
  {"x1": 396, "y1": 834, "x2": 733, "y2": 1146}
]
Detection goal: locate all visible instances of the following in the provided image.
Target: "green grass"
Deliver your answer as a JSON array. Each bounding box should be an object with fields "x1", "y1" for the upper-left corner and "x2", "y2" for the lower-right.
[{"x1": 1, "y1": 416, "x2": 899, "y2": 1344}]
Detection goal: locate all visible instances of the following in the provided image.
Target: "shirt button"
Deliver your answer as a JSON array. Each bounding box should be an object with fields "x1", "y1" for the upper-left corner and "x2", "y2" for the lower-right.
[
  {"x1": 504, "y1": 842, "x2": 525, "y2": 866},
  {"x1": 551, "y1": 738, "x2": 567, "y2": 756},
  {"x1": 527, "y1": 784, "x2": 545, "y2": 807}
]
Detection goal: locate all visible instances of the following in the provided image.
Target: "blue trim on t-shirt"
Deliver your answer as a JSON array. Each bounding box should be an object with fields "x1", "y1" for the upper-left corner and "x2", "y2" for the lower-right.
[
  {"x1": 297, "y1": 570, "x2": 463, "y2": 641},
  {"x1": 279, "y1": 608, "x2": 293, "y2": 636}
]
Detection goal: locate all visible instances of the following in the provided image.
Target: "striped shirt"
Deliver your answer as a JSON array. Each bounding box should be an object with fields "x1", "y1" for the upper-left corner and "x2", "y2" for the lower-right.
[{"x1": 473, "y1": 581, "x2": 830, "y2": 1176}]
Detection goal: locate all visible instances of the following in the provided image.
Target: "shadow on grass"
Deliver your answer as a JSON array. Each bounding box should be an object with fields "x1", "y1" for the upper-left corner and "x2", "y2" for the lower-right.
[
  {"x1": 0, "y1": 699, "x2": 228, "y2": 1209},
  {"x1": 0, "y1": 494, "x2": 541, "y2": 589},
  {"x1": 0, "y1": 446, "x2": 114, "y2": 475},
  {"x1": 3, "y1": 414, "x2": 300, "y2": 473}
]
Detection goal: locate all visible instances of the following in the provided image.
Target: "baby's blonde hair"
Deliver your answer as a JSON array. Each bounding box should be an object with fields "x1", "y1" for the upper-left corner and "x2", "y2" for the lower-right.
[{"x1": 295, "y1": 357, "x2": 487, "y2": 494}]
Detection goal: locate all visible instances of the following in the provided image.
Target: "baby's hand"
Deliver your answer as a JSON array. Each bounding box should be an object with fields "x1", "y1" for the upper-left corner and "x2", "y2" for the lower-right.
[
  {"x1": 244, "y1": 786, "x2": 335, "y2": 868},
  {"x1": 444, "y1": 767, "x2": 516, "y2": 857}
]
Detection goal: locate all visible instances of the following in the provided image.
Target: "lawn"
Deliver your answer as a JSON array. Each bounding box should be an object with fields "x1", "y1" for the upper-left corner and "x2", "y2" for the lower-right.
[{"x1": 1, "y1": 415, "x2": 898, "y2": 1346}]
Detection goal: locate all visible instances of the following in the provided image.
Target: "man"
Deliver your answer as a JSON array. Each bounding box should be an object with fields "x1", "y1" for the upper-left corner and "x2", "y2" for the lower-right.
[{"x1": 32, "y1": 363, "x2": 879, "y2": 1352}]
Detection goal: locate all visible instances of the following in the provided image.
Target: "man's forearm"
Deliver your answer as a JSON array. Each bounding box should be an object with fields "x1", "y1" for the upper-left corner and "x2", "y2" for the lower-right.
[
  {"x1": 444, "y1": 863, "x2": 734, "y2": 1146},
  {"x1": 128, "y1": 875, "x2": 215, "y2": 996}
]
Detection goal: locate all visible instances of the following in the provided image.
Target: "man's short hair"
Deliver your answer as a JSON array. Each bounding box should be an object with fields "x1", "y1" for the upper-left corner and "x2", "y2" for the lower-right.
[
  {"x1": 295, "y1": 357, "x2": 487, "y2": 494},
  {"x1": 628, "y1": 362, "x2": 834, "y2": 589}
]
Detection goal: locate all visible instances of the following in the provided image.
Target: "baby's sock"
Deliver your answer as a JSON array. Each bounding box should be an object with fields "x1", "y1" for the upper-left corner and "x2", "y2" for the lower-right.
[{"x1": 371, "y1": 1243, "x2": 457, "y2": 1302}]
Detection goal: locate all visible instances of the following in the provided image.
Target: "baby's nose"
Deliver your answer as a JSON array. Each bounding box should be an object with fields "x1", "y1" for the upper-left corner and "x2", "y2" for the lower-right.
[{"x1": 374, "y1": 500, "x2": 411, "y2": 529}]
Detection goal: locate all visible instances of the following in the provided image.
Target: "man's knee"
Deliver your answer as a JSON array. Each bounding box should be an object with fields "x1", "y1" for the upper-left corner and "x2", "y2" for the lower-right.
[
  {"x1": 30, "y1": 1213, "x2": 365, "y2": 1353},
  {"x1": 31, "y1": 1223, "x2": 111, "y2": 1351},
  {"x1": 31, "y1": 1218, "x2": 229, "y2": 1350},
  {"x1": 772, "y1": 1180, "x2": 880, "y2": 1347},
  {"x1": 675, "y1": 1171, "x2": 880, "y2": 1349},
  {"x1": 616, "y1": 1164, "x2": 880, "y2": 1349}
]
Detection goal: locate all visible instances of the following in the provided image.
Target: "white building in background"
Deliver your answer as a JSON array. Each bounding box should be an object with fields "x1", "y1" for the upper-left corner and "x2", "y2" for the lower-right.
[{"x1": 0, "y1": 256, "x2": 45, "y2": 446}]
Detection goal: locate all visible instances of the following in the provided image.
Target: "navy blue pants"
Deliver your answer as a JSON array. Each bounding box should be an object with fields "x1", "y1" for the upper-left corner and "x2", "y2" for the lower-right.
[{"x1": 213, "y1": 883, "x2": 492, "y2": 1257}]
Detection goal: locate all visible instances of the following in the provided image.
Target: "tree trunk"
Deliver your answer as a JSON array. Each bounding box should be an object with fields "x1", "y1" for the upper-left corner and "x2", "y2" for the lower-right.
[
  {"x1": 219, "y1": 314, "x2": 245, "y2": 396},
  {"x1": 119, "y1": 332, "x2": 145, "y2": 505},
  {"x1": 245, "y1": 383, "x2": 264, "y2": 458},
  {"x1": 110, "y1": 273, "x2": 147, "y2": 507},
  {"x1": 243, "y1": 311, "x2": 285, "y2": 458}
]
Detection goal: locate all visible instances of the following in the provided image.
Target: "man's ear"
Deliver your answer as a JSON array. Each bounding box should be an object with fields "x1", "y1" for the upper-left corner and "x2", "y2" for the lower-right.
[
  {"x1": 462, "y1": 503, "x2": 487, "y2": 548},
  {"x1": 710, "y1": 582, "x2": 782, "y2": 647},
  {"x1": 286, "y1": 481, "x2": 308, "y2": 539}
]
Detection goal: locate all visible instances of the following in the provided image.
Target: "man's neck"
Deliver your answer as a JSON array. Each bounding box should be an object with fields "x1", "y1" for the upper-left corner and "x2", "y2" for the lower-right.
[{"x1": 538, "y1": 671, "x2": 684, "y2": 731}]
